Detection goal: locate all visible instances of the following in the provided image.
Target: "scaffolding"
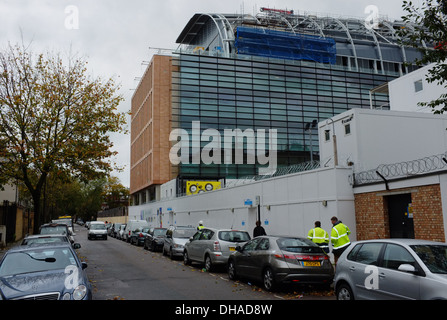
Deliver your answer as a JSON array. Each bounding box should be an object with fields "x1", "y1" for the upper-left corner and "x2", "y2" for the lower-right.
[{"x1": 234, "y1": 26, "x2": 336, "y2": 64}]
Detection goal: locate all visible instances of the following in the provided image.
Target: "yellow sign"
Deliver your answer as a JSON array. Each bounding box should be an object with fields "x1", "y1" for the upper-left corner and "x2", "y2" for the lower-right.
[{"x1": 186, "y1": 181, "x2": 221, "y2": 195}]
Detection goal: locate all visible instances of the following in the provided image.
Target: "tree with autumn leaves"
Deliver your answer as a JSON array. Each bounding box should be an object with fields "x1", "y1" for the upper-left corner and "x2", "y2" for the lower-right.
[{"x1": 0, "y1": 44, "x2": 127, "y2": 234}]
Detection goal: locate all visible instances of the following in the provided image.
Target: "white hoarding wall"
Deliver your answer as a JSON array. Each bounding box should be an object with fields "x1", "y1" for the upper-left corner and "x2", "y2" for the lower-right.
[{"x1": 129, "y1": 167, "x2": 355, "y2": 240}]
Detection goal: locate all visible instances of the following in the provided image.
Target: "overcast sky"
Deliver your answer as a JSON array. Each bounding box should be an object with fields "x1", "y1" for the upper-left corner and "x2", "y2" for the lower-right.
[{"x1": 0, "y1": 0, "x2": 419, "y2": 187}]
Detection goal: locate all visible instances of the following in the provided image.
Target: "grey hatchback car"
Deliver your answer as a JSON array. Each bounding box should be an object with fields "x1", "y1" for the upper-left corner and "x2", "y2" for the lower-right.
[
  {"x1": 334, "y1": 239, "x2": 447, "y2": 300},
  {"x1": 183, "y1": 228, "x2": 251, "y2": 271},
  {"x1": 227, "y1": 236, "x2": 334, "y2": 291}
]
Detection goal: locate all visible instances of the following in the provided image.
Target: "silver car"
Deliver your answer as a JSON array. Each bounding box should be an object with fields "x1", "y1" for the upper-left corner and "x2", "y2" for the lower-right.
[
  {"x1": 183, "y1": 228, "x2": 251, "y2": 271},
  {"x1": 334, "y1": 239, "x2": 447, "y2": 300},
  {"x1": 227, "y1": 236, "x2": 334, "y2": 291},
  {"x1": 163, "y1": 226, "x2": 197, "y2": 259}
]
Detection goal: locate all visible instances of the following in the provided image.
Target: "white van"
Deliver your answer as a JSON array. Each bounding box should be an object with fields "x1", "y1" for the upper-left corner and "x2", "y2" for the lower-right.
[{"x1": 124, "y1": 220, "x2": 149, "y2": 242}]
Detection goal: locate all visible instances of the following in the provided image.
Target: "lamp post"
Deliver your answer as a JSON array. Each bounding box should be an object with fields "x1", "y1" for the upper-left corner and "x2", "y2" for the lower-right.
[{"x1": 305, "y1": 120, "x2": 318, "y2": 162}]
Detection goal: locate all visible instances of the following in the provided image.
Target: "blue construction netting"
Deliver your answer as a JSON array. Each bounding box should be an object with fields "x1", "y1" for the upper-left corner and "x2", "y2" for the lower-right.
[{"x1": 235, "y1": 26, "x2": 336, "y2": 64}]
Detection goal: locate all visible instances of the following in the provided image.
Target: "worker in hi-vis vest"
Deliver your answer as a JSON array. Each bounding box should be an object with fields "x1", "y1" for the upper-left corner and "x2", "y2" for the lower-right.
[
  {"x1": 307, "y1": 221, "x2": 329, "y2": 254},
  {"x1": 330, "y1": 216, "x2": 351, "y2": 265}
]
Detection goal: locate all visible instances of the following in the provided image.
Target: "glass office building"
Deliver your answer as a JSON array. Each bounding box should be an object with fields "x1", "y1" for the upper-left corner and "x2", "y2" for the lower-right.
[{"x1": 171, "y1": 11, "x2": 423, "y2": 180}]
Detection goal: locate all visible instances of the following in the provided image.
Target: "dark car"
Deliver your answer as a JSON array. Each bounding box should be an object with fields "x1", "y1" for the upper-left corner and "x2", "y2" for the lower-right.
[
  {"x1": 144, "y1": 227, "x2": 167, "y2": 251},
  {"x1": 227, "y1": 235, "x2": 334, "y2": 291},
  {"x1": 130, "y1": 227, "x2": 150, "y2": 246},
  {"x1": 0, "y1": 243, "x2": 91, "y2": 300},
  {"x1": 39, "y1": 223, "x2": 74, "y2": 243}
]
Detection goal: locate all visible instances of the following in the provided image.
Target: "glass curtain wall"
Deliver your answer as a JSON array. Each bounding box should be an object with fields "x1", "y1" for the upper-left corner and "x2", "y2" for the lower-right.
[{"x1": 172, "y1": 53, "x2": 395, "y2": 179}]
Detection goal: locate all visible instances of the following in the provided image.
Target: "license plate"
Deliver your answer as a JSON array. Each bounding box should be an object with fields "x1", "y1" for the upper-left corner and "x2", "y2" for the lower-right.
[
  {"x1": 303, "y1": 261, "x2": 321, "y2": 267},
  {"x1": 229, "y1": 247, "x2": 236, "y2": 251}
]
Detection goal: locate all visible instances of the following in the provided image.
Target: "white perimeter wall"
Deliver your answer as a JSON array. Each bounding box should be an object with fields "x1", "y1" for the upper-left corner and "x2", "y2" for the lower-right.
[{"x1": 129, "y1": 167, "x2": 355, "y2": 241}]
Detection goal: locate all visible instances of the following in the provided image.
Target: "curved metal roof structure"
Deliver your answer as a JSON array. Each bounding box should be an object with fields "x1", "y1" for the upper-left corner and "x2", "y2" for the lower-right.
[{"x1": 175, "y1": 11, "x2": 423, "y2": 71}]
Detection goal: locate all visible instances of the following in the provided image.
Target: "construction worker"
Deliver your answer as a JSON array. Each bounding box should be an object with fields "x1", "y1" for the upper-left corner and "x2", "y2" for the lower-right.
[
  {"x1": 307, "y1": 221, "x2": 329, "y2": 254},
  {"x1": 197, "y1": 220, "x2": 205, "y2": 231},
  {"x1": 330, "y1": 216, "x2": 351, "y2": 265}
]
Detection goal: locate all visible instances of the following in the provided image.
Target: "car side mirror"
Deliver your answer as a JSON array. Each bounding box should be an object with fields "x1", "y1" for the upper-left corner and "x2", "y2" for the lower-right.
[
  {"x1": 72, "y1": 243, "x2": 81, "y2": 249},
  {"x1": 81, "y1": 262, "x2": 88, "y2": 270},
  {"x1": 398, "y1": 264, "x2": 417, "y2": 273}
]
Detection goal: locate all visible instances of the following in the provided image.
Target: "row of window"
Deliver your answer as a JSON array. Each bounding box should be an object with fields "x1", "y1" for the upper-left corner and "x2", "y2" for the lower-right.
[
  {"x1": 174, "y1": 72, "x2": 391, "y2": 88},
  {"x1": 176, "y1": 54, "x2": 407, "y2": 78}
]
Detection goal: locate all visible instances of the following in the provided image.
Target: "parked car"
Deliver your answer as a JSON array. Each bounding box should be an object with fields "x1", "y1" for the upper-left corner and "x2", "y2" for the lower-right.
[
  {"x1": 227, "y1": 235, "x2": 334, "y2": 291},
  {"x1": 163, "y1": 226, "x2": 197, "y2": 259},
  {"x1": 52, "y1": 219, "x2": 75, "y2": 237},
  {"x1": 87, "y1": 221, "x2": 108, "y2": 240},
  {"x1": 334, "y1": 238, "x2": 447, "y2": 300},
  {"x1": 130, "y1": 227, "x2": 150, "y2": 246},
  {"x1": 117, "y1": 224, "x2": 127, "y2": 240},
  {"x1": 0, "y1": 243, "x2": 91, "y2": 300},
  {"x1": 144, "y1": 227, "x2": 167, "y2": 251},
  {"x1": 39, "y1": 223, "x2": 74, "y2": 243},
  {"x1": 183, "y1": 228, "x2": 251, "y2": 271},
  {"x1": 21, "y1": 234, "x2": 80, "y2": 248},
  {"x1": 110, "y1": 223, "x2": 123, "y2": 238},
  {"x1": 123, "y1": 220, "x2": 149, "y2": 243}
]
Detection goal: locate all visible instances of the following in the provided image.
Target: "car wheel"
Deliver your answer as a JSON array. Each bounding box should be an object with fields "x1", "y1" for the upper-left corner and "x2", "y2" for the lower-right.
[
  {"x1": 336, "y1": 283, "x2": 354, "y2": 300},
  {"x1": 228, "y1": 260, "x2": 238, "y2": 280},
  {"x1": 183, "y1": 251, "x2": 191, "y2": 266},
  {"x1": 262, "y1": 267, "x2": 276, "y2": 292},
  {"x1": 204, "y1": 255, "x2": 213, "y2": 272}
]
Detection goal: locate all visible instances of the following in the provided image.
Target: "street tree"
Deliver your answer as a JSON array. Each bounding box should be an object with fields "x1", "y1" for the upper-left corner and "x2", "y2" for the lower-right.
[
  {"x1": 399, "y1": 0, "x2": 447, "y2": 113},
  {"x1": 0, "y1": 44, "x2": 127, "y2": 233}
]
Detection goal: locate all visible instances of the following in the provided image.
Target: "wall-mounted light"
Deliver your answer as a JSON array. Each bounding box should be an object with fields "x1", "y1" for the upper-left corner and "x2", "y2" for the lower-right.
[
  {"x1": 266, "y1": 205, "x2": 271, "y2": 211},
  {"x1": 322, "y1": 200, "x2": 328, "y2": 207}
]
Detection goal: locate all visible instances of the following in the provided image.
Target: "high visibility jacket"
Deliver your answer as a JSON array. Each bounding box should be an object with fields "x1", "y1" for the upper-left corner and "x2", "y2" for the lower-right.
[
  {"x1": 197, "y1": 225, "x2": 204, "y2": 230},
  {"x1": 307, "y1": 227, "x2": 329, "y2": 245},
  {"x1": 331, "y1": 222, "x2": 351, "y2": 250}
]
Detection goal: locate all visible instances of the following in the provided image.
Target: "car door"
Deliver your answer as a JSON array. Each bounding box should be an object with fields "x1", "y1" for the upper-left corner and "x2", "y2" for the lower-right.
[
  {"x1": 198, "y1": 229, "x2": 215, "y2": 261},
  {"x1": 376, "y1": 243, "x2": 421, "y2": 300},
  {"x1": 248, "y1": 238, "x2": 271, "y2": 281},
  {"x1": 236, "y1": 238, "x2": 262, "y2": 278},
  {"x1": 187, "y1": 231, "x2": 203, "y2": 261},
  {"x1": 345, "y1": 242, "x2": 385, "y2": 300}
]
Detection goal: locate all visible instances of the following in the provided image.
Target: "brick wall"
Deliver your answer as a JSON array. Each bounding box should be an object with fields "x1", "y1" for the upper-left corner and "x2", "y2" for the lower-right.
[
  {"x1": 412, "y1": 184, "x2": 444, "y2": 242},
  {"x1": 130, "y1": 55, "x2": 173, "y2": 194},
  {"x1": 354, "y1": 184, "x2": 445, "y2": 242}
]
